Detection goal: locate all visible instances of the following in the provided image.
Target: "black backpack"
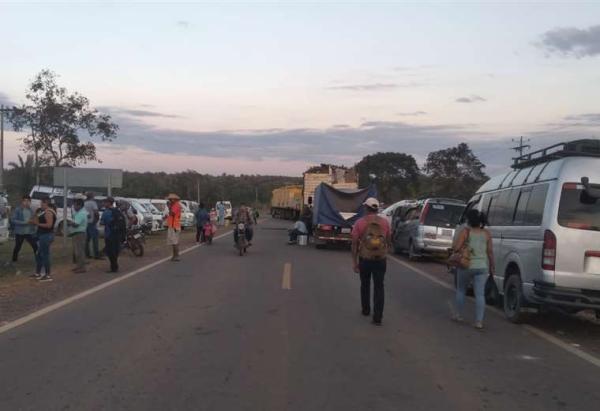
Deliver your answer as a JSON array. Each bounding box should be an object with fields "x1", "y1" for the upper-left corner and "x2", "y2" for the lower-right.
[{"x1": 109, "y1": 208, "x2": 127, "y2": 240}]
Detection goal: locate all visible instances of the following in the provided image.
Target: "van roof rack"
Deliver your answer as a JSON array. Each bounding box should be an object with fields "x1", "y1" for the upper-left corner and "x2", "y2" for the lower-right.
[{"x1": 512, "y1": 139, "x2": 600, "y2": 169}]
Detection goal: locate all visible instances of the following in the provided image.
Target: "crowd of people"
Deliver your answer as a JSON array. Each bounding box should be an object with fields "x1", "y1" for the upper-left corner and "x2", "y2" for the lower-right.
[{"x1": 8, "y1": 192, "x2": 190, "y2": 281}]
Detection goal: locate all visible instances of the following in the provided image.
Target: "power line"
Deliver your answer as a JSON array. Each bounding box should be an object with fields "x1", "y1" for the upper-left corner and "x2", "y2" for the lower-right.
[{"x1": 511, "y1": 136, "x2": 531, "y2": 158}]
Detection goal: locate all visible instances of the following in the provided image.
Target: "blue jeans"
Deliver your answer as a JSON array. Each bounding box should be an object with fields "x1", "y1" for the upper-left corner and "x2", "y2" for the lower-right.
[
  {"x1": 36, "y1": 233, "x2": 54, "y2": 276},
  {"x1": 456, "y1": 268, "x2": 487, "y2": 323},
  {"x1": 86, "y1": 223, "x2": 99, "y2": 258}
]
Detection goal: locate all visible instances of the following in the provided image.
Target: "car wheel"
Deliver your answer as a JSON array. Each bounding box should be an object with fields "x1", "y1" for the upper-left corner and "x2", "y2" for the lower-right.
[{"x1": 503, "y1": 274, "x2": 526, "y2": 323}]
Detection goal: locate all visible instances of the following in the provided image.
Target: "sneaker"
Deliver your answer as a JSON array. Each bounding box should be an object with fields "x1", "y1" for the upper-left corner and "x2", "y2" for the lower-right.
[
  {"x1": 361, "y1": 309, "x2": 371, "y2": 316},
  {"x1": 29, "y1": 273, "x2": 41, "y2": 279},
  {"x1": 38, "y1": 275, "x2": 53, "y2": 282},
  {"x1": 372, "y1": 320, "x2": 382, "y2": 326},
  {"x1": 474, "y1": 322, "x2": 484, "y2": 330},
  {"x1": 452, "y1": 314, "x2": 465, "y2": 323}
]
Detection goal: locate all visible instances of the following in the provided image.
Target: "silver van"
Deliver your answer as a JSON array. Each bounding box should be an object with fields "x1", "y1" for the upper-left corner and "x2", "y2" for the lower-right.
[
  {"x1": 392, "y1": 198, "x2": 465, "y2": 259},
  {"x1": 468, "y1": 139, "x2": 600, "y2": 322}
]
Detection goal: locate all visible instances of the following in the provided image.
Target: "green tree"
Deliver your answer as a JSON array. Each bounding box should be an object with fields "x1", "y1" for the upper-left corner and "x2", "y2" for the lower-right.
[
  {"x1": 423, "y1": 143, "x2": 488, "y2": 200},
  {"x1": 8, "y1": 69, "x2": 118, "y2": 167},
  {"x1": 355, "y1": 152, "x2": 421, "y2": 204}
]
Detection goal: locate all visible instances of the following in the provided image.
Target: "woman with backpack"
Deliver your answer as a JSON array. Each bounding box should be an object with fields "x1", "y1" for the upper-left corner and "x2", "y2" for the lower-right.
[
  {"x1": 351, "y1": 197, "x2": 391, "y2": 326},
  {"x1": 451, "y1": 209, "x2": 495, "y2": 329}
]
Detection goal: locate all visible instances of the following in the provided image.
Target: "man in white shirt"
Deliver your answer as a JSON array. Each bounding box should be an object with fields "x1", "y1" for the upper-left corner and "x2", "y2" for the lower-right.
[
  {"x1": 84, "y1": 192, "x2": 101, "y2": 259},
  {"x1": 288, "y1": 220, "x2": 308, "y2": 244}
]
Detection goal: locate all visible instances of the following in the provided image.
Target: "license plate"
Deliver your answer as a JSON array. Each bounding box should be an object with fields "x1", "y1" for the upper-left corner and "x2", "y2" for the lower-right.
[
  {"x1": 441, "y1": 229, "x2": 453, "y2": 237},
  {"x1": 133, "y1": 234, "x2": 141, "y2": 239},
  {"x1": 341, "y1": 228, "x2": 351, "y2": 234}
]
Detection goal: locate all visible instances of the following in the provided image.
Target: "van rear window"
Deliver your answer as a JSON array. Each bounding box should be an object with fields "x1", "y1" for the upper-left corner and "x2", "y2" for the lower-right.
[
  {"x1": 423, "y1": 204, "x2": 464, "y2": 227},
  {"x1": 558, "y1": 183, "x2": 600, "y2": 231}
]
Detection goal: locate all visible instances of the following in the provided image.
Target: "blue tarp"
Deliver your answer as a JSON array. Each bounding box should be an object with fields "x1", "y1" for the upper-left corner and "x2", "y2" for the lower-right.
[{"x1": 312, "y1": 183, "x2": 377, "y2": 227}]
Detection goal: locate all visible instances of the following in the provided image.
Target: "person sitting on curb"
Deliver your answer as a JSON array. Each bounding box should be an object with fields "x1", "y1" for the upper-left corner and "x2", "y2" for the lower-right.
[{"x1": 288, "y1": 219, "x2": 308, "y2": 244}]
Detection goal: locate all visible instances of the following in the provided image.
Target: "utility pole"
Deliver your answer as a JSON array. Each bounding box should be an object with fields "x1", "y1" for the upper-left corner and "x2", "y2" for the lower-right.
[
  {"x1": 197, "y1": 180, "x2": 200, "y2": 204},
  {"x1": 0, "y1": 105, "x2": 4, "y2": 192},
  {"x1": 511, "y1": 136, "x2": 531, "y2": 158}
]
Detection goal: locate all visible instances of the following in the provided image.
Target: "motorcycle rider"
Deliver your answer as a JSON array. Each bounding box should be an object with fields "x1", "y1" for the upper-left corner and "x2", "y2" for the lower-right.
[{"x1": 233, "y1": 202, "x2": 253, "y2": 246}]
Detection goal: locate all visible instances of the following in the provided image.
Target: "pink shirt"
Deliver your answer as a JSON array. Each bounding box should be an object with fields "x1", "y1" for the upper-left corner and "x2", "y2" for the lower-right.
[{"x1": 352, "y1": 215, "x2": 391, "y2": 242}]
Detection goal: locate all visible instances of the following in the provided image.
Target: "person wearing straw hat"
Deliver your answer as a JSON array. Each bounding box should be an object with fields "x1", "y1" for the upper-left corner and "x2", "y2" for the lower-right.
[
  {"x1": 165, "y1": 193, "x2": 182, "y2": 261},
  {"x1": 351, "y1": 197, "x2": 391, "y2": 326}
]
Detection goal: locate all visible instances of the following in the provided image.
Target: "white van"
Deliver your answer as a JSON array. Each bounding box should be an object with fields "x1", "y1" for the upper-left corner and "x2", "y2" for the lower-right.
[
  {"x1": 468, "y1": 139, "x2": 600, "y2": 322},
  {"x1": 0, "y1": 194, "x2": 9, "y2": 244}
]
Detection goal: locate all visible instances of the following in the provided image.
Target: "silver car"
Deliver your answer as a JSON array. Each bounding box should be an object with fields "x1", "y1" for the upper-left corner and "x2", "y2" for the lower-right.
[
  {"x1": 392, "y1": 198, "x2": 465, "y2": 259},
  {"x1": 469, "y1": 139, "x2": 600, "y2": 322}
]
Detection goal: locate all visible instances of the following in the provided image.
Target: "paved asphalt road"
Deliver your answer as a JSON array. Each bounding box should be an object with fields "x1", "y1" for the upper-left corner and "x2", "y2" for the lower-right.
[{"x1": 1, "y1": 218, "x2": 599, "y2": 411}]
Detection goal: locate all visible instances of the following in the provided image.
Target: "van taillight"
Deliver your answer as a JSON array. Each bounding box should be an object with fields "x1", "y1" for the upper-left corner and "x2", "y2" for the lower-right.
[
  {"x1": 319, "y1": 224, "x2": 333, "y2": 231},
  {"x1": 419, "y1": 203, "x2": 430, "y2": 224},
  {"x1": 542, "y1": 230, "x2": 556, "y2": 270}
]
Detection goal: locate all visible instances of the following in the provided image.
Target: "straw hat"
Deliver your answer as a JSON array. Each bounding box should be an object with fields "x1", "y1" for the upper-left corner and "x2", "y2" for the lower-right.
[{"x1": 166, "y1": 193, "x2": 180, "y2": 200}]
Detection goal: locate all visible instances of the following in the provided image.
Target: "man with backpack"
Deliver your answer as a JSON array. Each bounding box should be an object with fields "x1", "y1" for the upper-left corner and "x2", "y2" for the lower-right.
[
  {"x1": 351, "y1": 197, "x2": 391, "y2": 326},
  {"x1": 100, "y1": 197, "x2": 126, "y2": 273}
]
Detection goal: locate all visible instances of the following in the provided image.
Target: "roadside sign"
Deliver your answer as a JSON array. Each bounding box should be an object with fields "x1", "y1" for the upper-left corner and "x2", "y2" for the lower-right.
[{"x1": 53, "y1": 167, "x2": 123, "y2": 189}]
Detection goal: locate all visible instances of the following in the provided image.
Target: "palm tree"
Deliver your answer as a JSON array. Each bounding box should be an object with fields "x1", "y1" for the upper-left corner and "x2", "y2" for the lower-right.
[{"x1": 9, "y1": 154, "x2": 35, "y2": 195}]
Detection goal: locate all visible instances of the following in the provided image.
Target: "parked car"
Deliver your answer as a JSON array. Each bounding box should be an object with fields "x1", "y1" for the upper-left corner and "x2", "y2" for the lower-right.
[
  {"x1": 179, "y1": 201, "x2": 195, "y2": 229},
  {"x1": 383, "y1": 199, "x2": 418, "y2": 228},
  {"x1": 392, "y1": 198, "x2": 465, "y2": 259},
  {"x1": 217, "y1": 201, "x2": 233, "y2": 220},
  {"x1": 129, "y1": 199, "x2": 154, "y2": 233},
  {"x1": 468, "y1": 139, "x2": 600, "y2": 322},
  {"x1": 0, "y1": 194, "x2": 9, "y2": 244},
  {"x1": 29, "y1": 185, "x2": 68, "y2": 210},
  {"x1": 138, "y1": 199, "x2": 164, "y2": 231},
  {"x1": 151, "y1": 199, "x2": 168, "y2": 217}
]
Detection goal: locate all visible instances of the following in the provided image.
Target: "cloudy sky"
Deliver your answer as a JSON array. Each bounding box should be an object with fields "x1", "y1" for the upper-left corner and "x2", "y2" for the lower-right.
[{"x1": 1, "y1": 1, "x2": 600, "y2": 177}]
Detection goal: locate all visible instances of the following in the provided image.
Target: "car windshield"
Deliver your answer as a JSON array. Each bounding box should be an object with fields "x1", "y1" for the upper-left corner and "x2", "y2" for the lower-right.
[
  {"x1": 558, "y1": 183, "x2": 600, "y2": 231},
  {"x1": 424, "y1": 203, "x2": 464, "y2": 227}
]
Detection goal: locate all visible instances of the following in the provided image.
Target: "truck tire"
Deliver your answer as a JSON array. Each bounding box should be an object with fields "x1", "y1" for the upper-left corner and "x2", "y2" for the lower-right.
[{"x1": 503, "y1": 274, "x2": 526, "y2": 323}]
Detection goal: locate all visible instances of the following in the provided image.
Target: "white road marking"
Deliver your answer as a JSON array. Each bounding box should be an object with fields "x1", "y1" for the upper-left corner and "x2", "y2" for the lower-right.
[
  {"x1": 0, "y1": 230, "x2": 233, "y2": 335},
  {"x1": 282, "y1": 263, "x2": 292, "y2": 290},
  {"x1": 389, "y1": 255, "x2": 600, "y2": 370}
]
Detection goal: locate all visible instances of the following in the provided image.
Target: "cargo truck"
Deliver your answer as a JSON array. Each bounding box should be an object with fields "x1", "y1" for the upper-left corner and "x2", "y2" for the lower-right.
[
  {"x1": 271, "y1": 185, "x2": 303, "y2": 220},
  {"x1": 303, "y1": 165, "x2": 358, "y2": 207}
]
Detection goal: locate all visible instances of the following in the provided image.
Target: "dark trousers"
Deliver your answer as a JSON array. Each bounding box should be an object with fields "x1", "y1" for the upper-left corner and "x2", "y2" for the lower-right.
[
  {"x1": 359, "y1": 258, "x2": 386, "y2": 322},
  {"x1": 12, "y1": 234, "x2": 38, "y2": 262},
  {"x1": 86, "y1": 223, "x2": 99, "y2": 258},
  {"x1": 105, "y1": 236, "x2": 120, "y2": 272}
]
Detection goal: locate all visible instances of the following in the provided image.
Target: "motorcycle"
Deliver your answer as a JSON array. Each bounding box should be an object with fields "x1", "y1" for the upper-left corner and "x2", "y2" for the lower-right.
[
  {"x1": 123, "y1": 225, "x2": 145, "y2": 257},
  {"x1": 235, "y1": 223, "x2": 248, "y2": 256}
]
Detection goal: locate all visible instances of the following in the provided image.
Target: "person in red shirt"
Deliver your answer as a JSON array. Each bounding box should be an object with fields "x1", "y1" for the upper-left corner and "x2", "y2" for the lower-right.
[
  {"x1": 165, "y1": 193, "x2": 182, "y2": 261},
  {"x1": 351, "y1": 197, "x2": 391, "y2": 326}
]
